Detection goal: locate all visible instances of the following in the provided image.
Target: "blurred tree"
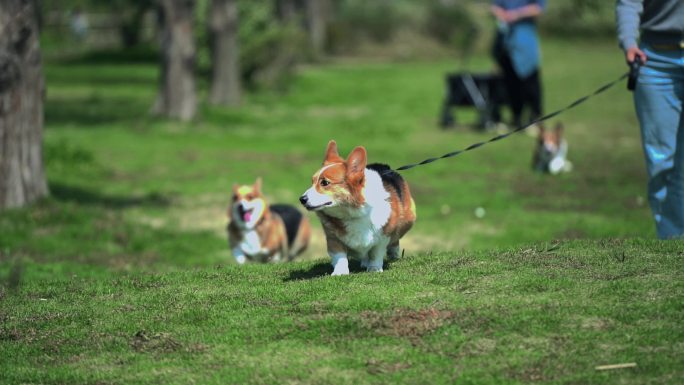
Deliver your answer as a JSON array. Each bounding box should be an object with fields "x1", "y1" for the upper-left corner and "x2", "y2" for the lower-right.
[
  {"x1": 236, "y1": 0, "x2": 305, "y2": 90},
  {"x1": 326, "y1": 0, "x2": 400, "y2": 53},
  {"x1": 274, "y1": 0, "x2": 328, "y2": 58},
  {"x1": 0, "y1": 0, "x2": 49, "y2": 209},
  {"x1": 119, "y1": 0, "x2": 154, "y2": 47},
  {"x1": 570, "y1": 0, "x2": 602, "y2": 16},
  {"x1": 305, "y1": 0, "x2": 328, "y2": 57},
  {"x1": 425, "y1": 0, "x2": 478, "y2": 55},
  {"x1": 152, "y1": 0, "x2": 197, "y2": 121},
  {"x1": 276, "y1": 0, "x2": 301, "y2": 23},
  {"x1": 208, "y1": 0, "x2": 241, "y2": 106}
]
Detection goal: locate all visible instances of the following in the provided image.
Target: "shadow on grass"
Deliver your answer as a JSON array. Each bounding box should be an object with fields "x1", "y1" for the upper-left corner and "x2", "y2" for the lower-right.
[
  {"x1": 284, "y1": 259, "x2": 391, "y2": 281},
  {"x1": 50, "y1": 182, "x2": 171, "y2": 209},
  {"x1": 56, "y1": 46, "x2": 160, "y2": 65},
  {"x1": 284, "y1": 261, "x2": 331, "y2": 281},
  {"x1": 46, "y1": 72, "x2": 157, "y2": 88},
  {"x1": 45, "y1": 96, "x2": 150, "y2": 127}
]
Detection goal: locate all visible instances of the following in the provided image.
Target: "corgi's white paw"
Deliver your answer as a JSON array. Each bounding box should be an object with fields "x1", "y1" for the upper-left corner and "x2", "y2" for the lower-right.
[
  {"x1": 330, "y1": 253, "x2": 349, "y2": 276},
  {"x1": 331, "y1": 267, "x2": 350, "y2": 276},
  {"x1": 366, "y1": 266, "x2": 383, "y2": 273}
]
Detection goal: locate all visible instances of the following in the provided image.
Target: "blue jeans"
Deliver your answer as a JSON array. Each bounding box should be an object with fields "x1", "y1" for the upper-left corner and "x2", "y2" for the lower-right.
[{"x1": 634, "y1": 43, "x2": 684, "y2": 239}]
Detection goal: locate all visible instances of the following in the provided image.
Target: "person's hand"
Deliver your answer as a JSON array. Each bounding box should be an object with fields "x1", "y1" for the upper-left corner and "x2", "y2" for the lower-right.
[
  {"x1": 491, "y1": 6, "x2": 507, "y2": 22},
  {"x1": 502, "y1": 10, "x2": 520, "y2": 23},
  {"x1": 626, "y1": 46, "x2": 647, "y2": 64}
]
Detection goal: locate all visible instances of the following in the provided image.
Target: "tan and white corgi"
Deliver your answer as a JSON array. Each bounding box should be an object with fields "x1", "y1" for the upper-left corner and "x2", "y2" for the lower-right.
[
  {"x1": 299, "y1": 140, "x2": 416, "y2": 275},
  {"x1": 532, "y1": 122, "x2": 573, "y2": 175},
  {"x1": 228, "y1": 178, "x2": 311, "y2": 264}
]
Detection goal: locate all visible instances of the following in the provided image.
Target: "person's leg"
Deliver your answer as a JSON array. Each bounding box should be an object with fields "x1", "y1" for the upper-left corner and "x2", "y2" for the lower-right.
[
  {"x1": 498, "y1": 53, "x2": 524, "y2": 127},
  {"x1": 663, "y1": 79, "x2": 684, "y2": 237},
  {"x1": 524, "y1": 69, "x2": 543, "y2": 123},
  {"x1": 634, "y1": 45, "x2": 683, "y2": 238}
]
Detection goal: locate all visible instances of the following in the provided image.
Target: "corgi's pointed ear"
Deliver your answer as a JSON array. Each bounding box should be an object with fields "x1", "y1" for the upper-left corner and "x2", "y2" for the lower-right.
[
  {"x1": 347, "y1": 146, "x2": 367, "y2": 175},
  {"x1": 324, "y1": 140, "x2": 339, "y2": 161},
  {"x1": 254, "y1": 177, "x2": 262, "y2": 194},
  {"x1": 232, "y1": 183, "x2": 239, "y2": 193}
]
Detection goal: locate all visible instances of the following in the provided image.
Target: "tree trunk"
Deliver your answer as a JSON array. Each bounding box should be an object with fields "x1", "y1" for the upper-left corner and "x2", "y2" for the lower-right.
[
  {"x1": 276, "y1": 0, "x2": 299, "y2": 23},
  {"x1": 152, "y1": 0, "x2": 197, "y2": 121},
  {"x1": 0, "y1": 0, "x2": 48, "y2": 210},
  {"x1": 208, "y1": 0, "x2": 241, "y2": 106},
  {"x1": 120, "y1": 2, "x2": 151, "y2": 48},
  {"x1": 305, "y1": 0, "x2": 328, "y2": 57}
]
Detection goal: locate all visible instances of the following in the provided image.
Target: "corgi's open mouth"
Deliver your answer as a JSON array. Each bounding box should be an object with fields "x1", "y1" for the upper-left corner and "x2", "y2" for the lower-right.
[
  {"x1": 237, "y1": 205, "x2": 254, "y2": 222},
  {"x1": 304, "y1": 202, "x2": 332, "y2": 211}
]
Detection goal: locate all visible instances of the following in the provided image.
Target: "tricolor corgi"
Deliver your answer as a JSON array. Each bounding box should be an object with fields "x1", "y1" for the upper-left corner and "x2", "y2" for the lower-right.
[
  {"x1": 299, "y1": 141, "x2": 416, "y2": 276},
  {"x1": 532, "y1": 122, "x2": 573, "y2": 175},
  {"x1": 228, "y1": 178, "x2": 311, "y2": 264}
]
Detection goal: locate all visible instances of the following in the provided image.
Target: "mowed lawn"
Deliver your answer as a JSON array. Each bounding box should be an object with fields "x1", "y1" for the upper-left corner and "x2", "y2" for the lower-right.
[
  {"x1": 1, "y1": 37, "x2": 682, "y2": 384},
  {"x1": 2, "y1": 240, "x2": 683, "y2": 384}
]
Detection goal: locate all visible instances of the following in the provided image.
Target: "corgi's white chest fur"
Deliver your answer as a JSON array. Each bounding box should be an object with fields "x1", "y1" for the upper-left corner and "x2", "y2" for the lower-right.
[
  {"x1": 239, "y1": 229, "x2": 264, "y2": 255},
  {"x1": 549, "y1": 140, "x2": 572, "y2": 175},
  {"x1": 339, "y1": 213, "x2": 384, "y2": 255},
  {"x1": 333, "y1": 169, "x2": 392, "y2": 255}
]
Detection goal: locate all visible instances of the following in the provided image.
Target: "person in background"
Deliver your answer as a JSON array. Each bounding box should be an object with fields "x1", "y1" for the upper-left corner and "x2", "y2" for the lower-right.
[
  {"x1": 616, "y1": 0, "x2": 684, "y2": 239},
  {"x1": 69, "y1": 6, "x2": 89, "y2": 42},
  {"x1": 491, "y1": 0, "x2": 545, "y2": 129}
]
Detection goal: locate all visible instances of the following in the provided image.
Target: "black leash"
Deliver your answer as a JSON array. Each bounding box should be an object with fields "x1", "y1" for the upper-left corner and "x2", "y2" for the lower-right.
[
  {"x1": 390, "y1": 69, "x2": 634, "y2": 173},
  {"x1": 627, "y1": 56, "x2": 642, "y2": 91}
]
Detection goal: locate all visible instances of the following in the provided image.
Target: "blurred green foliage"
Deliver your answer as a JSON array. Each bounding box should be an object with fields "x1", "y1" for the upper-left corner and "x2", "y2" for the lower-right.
[
  {"x1": 540, "y1": 0, "x2": 615, "y2": 37},
  {"x1": 328, "y1": 0, "x2": 402, "y2": 49},
  {"x1": 228, "y1": 0, "x2": 306, "y2": 90},
  {"x1": 424, "y1": 0, "x2": 479, "y2": 53},
  {"x1": 39, "y1": 0, "x2": 617, "y2": 91}
]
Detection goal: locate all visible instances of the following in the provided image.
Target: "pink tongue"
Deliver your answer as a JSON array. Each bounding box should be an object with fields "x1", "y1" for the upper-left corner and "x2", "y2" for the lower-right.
[{"x1": 244, "y1": 211, "x2": 252, "y2": 222}]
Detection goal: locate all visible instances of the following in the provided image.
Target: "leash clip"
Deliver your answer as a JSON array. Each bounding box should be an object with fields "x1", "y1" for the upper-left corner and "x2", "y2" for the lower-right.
[{"x1": 627, "y1": 56, "x2": 642, "y2": 91}]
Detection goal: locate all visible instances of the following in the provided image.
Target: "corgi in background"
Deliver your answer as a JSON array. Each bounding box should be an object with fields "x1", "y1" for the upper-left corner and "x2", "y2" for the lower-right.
[
  {"x1": 228, "y1": 178, "x2": 311, "y2": 264},
  {"x1": 532, "y1": 122, "x2": 573, "y2": 175},
  {"x1": 299, "y1": 140, "x2": 416, "y2": 276}
]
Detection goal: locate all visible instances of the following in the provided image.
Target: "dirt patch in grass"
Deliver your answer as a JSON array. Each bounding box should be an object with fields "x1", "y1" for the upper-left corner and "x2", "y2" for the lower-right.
[
  {"x1": 0, "y1": 327, "x2": 24, "y2": 342},
  {"x1": 459, "y1": 337, "x2": 497, "y2": 356},
  {"x1": 359, "y1": 308, "x2": 455, "y2": 338},
  {"x1": 451, "y1": 306, "x2": 509, "y2": 337},
  {"x1": 501, "y1": 335, "x2": 572, "y2": 383},
  {"x1": 130, "y1": 330, "x2": 207, "y2": 354},
  {"x1": 366, "y1": 359, "x2": 412, "y2": 375},
  {"x1": 579, "y1": 316, "x2": 615, "y2": 331},
  {"x1": 508, "y1": 363, "x2": 548, "y2": 383},
  {"x1": 0, "y1": 324, "x2": 68, "y2": 355},
  {"x1": 127, "y1": 275, "x2": 167, "y2": 290}
]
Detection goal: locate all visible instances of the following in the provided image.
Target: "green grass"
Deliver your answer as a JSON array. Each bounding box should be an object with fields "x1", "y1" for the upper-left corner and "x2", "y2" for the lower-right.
[
  {"x1": 1, "y1": 37, "x2": 682, "y2": 383},
  {"x1": 2, "y1": 240, "x2": 682, "y2": 384}
]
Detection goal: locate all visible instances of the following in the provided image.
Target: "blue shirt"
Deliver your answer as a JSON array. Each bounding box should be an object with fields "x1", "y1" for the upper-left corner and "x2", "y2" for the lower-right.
[
  {"x1": 494, "y1": 0, "x2": 546, "y2": 11},
  {"x1": 493, "y1": 0, "x2": 545, "y2": 78}
]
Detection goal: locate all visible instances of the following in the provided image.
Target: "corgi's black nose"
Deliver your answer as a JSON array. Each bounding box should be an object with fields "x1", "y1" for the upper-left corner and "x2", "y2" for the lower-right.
[{"x1": 299, "y1": 195, "x2": 308, "y2": 205}]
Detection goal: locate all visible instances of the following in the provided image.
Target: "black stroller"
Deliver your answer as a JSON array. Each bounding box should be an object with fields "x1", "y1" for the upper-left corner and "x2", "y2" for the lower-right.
[{"x1": 440, "y1": 72, "x2": 508, "y2": 130}]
